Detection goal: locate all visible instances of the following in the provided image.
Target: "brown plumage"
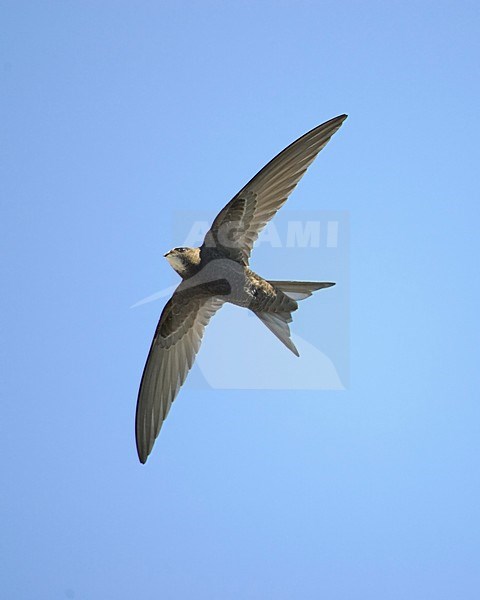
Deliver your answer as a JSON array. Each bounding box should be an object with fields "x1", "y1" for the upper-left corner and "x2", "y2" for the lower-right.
[{"x1": 136, "y1": 115, "x2": 347, "y2": 463}]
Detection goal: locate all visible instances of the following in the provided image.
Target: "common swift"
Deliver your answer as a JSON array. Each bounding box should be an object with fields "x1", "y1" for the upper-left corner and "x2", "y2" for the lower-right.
[{"x1": 136, "y1": 114, "x2": 347, "y2": 463}]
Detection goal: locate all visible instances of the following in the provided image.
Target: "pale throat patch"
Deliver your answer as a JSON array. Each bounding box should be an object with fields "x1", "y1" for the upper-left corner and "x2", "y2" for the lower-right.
[{"x1": 165, "y1": 254, "x2": 186, "y2": 274}]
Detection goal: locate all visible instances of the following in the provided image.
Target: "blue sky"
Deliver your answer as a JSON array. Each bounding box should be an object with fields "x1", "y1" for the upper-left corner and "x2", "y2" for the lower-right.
[{"x1": 1, "y1": 1, "x2": 480, "y2": 598}]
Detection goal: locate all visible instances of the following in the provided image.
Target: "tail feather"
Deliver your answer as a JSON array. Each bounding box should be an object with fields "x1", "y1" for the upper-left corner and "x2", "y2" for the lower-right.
[
  {"x1": 268, "y1": 280, "x2": 335, "y2": 301},
  {"x1": 254, "y1": 310, "x2": 299, "y2": 356},
  {"x1": 255, "y1": 280, "x2": 335, "y2": 355}
]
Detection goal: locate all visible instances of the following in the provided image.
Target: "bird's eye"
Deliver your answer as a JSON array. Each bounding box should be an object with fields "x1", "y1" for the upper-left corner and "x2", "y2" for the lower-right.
[{"x1": 177, "y1": 248, "x2": 185, "y2": 253}]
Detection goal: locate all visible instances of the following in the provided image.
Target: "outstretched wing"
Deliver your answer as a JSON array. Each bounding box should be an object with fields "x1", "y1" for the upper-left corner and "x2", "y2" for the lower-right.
[
  {"x1": 201, "y1": 115, "x2": 347, "y2": 265},
  {"x1": 135, "y1": 286, "x2": 223, "y2": 463}
]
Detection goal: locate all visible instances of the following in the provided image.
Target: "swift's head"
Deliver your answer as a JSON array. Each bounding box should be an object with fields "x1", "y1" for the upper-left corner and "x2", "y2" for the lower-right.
[{"x1": 164, "y1": 247, "x2": 200, "y2": 277}]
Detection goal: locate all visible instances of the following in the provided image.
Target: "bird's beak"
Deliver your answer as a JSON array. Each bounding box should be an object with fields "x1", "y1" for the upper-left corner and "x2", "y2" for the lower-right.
[{"x1": 164, "y1": 251, "x2": 171, "y2": 258}]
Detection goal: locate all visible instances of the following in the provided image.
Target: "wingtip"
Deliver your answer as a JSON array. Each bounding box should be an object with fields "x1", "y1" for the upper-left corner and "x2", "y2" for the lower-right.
[
  {"x1": 329, "y1": 114, "x2": 348, "y2": 127},
  {"x1": 136, "y1": 444, "x2": 148, "y2": 464},
  {"x1": 322, "y1": 114, "x2": 347, "y2": 132},
  {"x1": 290, "y1": 342, "x2": 300, "y2": 357}
]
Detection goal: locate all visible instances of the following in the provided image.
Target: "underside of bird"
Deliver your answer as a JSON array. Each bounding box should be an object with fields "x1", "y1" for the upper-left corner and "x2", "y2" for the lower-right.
[
  {"x1": 256, "y1": 280, "x2": 335, "y2": 357},
  {"x1": 136, "y1": 115, "x2": 347, "y2": 463}
]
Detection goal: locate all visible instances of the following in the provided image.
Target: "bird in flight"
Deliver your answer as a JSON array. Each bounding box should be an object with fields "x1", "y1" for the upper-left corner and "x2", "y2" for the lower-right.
[{"x1": 136, "y1": 114, "x2": 347, "y2": 463}]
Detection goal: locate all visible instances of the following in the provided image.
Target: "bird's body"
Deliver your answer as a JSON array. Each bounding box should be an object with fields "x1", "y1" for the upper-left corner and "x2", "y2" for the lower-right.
[
  {"x1": 136, "y1": 115, "x2": 348, "y2": 463},
  {"x1": 166, "y1": 247, "x2": 297, "y2": 312}
]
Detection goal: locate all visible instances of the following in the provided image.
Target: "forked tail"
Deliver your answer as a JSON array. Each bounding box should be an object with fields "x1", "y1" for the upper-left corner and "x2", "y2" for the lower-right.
[
  {"x1": 254, "y1": 280, "x2": 335, "y2": 356},
  {"x1": 268, "y1": 280, "x2": 335, "y2": 300}
]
